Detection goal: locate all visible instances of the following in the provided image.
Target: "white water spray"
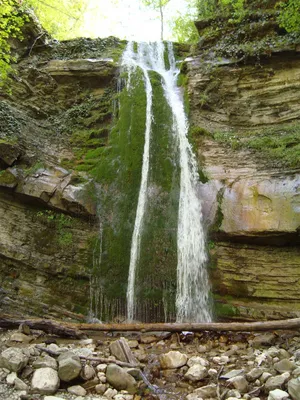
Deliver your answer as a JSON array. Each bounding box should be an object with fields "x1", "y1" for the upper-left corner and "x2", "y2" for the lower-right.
[{"x1": 123, "y1": 41, "x2": 212, "y2": 322}]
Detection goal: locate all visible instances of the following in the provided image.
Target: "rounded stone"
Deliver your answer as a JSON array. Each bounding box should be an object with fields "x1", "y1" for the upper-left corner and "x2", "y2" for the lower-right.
[{"x1": 31, "y1": 367, "x2": 60, "y2": 394}]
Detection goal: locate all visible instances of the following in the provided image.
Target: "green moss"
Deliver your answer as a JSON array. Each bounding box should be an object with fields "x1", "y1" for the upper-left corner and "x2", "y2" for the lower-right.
[
  {"x1": 0, "y1": 169, "x2": 17, "y2": 186},
  {"x1": 213, "y1": 123, "x2": 300, "y2": 168},
  {"x1": 214, "y1": 300, "x2": 240, "y2": 318},
  {"x1": 35, "y1": 210, "x2": 75, "y2": 249},
  {"x1": 25, "y1": 161, "x2": 45, "y2": 175}
]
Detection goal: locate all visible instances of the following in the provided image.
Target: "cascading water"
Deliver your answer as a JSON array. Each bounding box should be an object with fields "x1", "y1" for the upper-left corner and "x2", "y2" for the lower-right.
[{"x1": 123, "y1": 41, "x2": 212, "y2": 323}]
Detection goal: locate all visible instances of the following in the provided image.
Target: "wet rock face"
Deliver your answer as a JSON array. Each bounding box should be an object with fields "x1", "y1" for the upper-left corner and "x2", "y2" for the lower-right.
[
  {"x1": 0, "y1": 35, "x2": 120, "y2": 320},
  {"x1": 186, "y1": 39, "x2": 300, "y2": 319}
]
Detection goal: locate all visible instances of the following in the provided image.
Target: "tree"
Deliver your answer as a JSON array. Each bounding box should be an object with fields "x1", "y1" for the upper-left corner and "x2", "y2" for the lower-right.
[
  {"x1": 24, "y1": 0, "x2": 89, "y2": 40},
  {"x1": 278, "y1": 0, "x2": 300, "y2": 33},
  {"x1": 0, "y1": 0, "x2": 28, "y2": 87},
  {"x1": 142, "y1": 0, "x2": 171, "y2": 41}
]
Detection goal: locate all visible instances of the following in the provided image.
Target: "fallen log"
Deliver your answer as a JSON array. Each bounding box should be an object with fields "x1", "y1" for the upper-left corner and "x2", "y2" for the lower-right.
[
  {"x1": 70, "y1": 317, "x2": 300, "y2": 332},
  {"x1": 0, "y1": 318, "x2": 85, "y2": 339},
  {"x1": 1, "y1": 317, "x2": 300, "y2": 336}
]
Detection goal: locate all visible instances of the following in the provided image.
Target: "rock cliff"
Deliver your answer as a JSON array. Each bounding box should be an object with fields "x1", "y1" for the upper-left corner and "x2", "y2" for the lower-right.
[
  {"x1": 186, "y1": 7, "x2": 300, "y2": 319},
  {"x1": 0, "y1": 9, "x2": 299, "y2": 321}
]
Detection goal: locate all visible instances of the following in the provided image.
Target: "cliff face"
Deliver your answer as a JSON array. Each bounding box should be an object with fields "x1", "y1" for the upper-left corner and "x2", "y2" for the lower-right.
[
  {"x1": 0, "y1": 11, "x2": 299, "y2": 322},
  {"x1": 0, "y1": 26, "x2": 126, "y2": 320},
  {"x1": 186, "y1": 9, "x2": 300, "y2": 319}
]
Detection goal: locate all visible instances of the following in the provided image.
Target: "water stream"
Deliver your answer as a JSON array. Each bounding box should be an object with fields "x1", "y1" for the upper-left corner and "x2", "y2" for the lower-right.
[{"x1": 123, "y1": 42, "x2": 212, "y2": 323}]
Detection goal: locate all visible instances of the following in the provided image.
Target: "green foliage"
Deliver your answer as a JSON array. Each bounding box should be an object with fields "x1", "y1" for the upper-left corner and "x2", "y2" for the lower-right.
[
  {"x1": 278, "y1": 0, "x2": 300, "y2": 33},
  {"x1": 36, "y1": 210, "x2": 74, "y2": 247},
  {"x1": 213, "y1": 124, "x2": 300, "y2": 168},
  {"x1": 0, "y1": 0, "x2": 28, "y2": 87},
  {"x1": 25, "y1": 0, "x2": 88, "y2": 39},
  {"x1": 171, "y1": 4, "x2": 199, "y2": 43}
]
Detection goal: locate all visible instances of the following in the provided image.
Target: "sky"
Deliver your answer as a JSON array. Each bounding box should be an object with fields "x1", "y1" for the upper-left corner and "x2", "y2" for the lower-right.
[{"x1": 82, "y1": 0, "x2": 191, "y2": 41}]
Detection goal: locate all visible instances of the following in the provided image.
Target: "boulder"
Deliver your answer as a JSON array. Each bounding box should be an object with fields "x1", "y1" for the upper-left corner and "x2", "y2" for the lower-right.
[
  {"x1": 185, "y1": 364, "x2": 208, "y2": 381},
  {"x1": 268, "y1": 389, "x2": 290, "y2": 400},
  {"x1": 160, "y1": 351, "x2": 188, "y2": 369},
  {"x1": 288, "y1": 377, "x2": 300, "y2": 400},
  {"x1": 0, "y1": 142, "x2": 21, "y2": 166},
  {"x1": 0, "y1": 347, "x2": 29, "y2": 372},
  {"x1": 274, "y1": 359, "x2": 296, "y2": 373},
  {"x1": 106, "y1": 364, "x2": 137, "y2": 393},
  {"x1": 265, "y1": 374, "x2": 287, "y2": 392},
  {"x1": 228, "y1": 376, "x2": 248, "y2": 393},
  {"x1": 246, "y1": 367, "x2": 264, "y2": 382},
  {"x1": 81, "y1": 364, "x2": 96, "y2": 380},
  {"x1": 187, "y1": 356, "x2": 209, "y2": 367},
  {"x1": 67, "y1": 385, "x2": 87, "y2": 396},
  {"x1": 58, "y1": 351, "x2": 82, "y2": 382},
  {"x1": 31, "y1": 367, "x2": 60, "y2": 394},
  {"x1": 6, "y1": 372, "x2": 17, "y2": 385},
  {"x1": 193, "y1": 383, "x2": 217, "y2": 398},
  {"x1": 251, "y1": 334, "x2": 276, "y2": 348},
  {"x1": 14, "y1": 377, "x2": 28, "y2": 390},
  {"x1": 33, "y1": 355, "x2": 57, "y2": 370}
]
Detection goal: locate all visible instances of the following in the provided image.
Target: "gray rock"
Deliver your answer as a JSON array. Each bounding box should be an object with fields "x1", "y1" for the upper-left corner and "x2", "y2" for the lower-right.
[
  {"x1": 58, "y1": 351, "x2": 81, "y2": 382},
  {"x1": 292, "y1": 367, "x2": 300, "y2": 377},
  {"x1": 251, "y1": 334, "x2": 276, "y2": 347},
  {"x1": 95, "y1": 383, "x2": 107, "y2": 394},
  {"x1": 31, "y1": 367, "x2": 60, "y2": 394},
  {"x1": 6, "y1": 372, "x2": 17, "y2": 385},
  {"x1": 261, "y1": 371, "x2": 273, "y2": 383},
  {"x1": 226, "y1": 389, "x2": 242, "y2": 398},
  {"x1": 14, "y1": 377, "x2": 28, "y2": 390},
  {"x1": 104, "y1": 387, "x2": 118, "y2": 399},
  {"x1": 265, "y1": 374, "x2": 287, "y2": 392},
  {"x1": 288, "y1": 377, "x2": 300, "y2": 400},
  {"x1": 160, "y1": 351, "x2": 188, "y2": 369},
  {"x1": 193, "y1": 383, "x2": 217, "y2": 398},
  {"x1": 96, "y1": 363, "x2": 107, "y2": 373},
  {"x1": 9, "y1": 332, "x2": 32, "y2": 344},
  {"x1": 44, "y1": 397, "x2": 65, "y2": 400},
  {"x1": 0, "y1": 348, "x2": 29, "y2": 372},
  {"x1": 81, "y1": 364, "x2": 95, "y2": 380},
  {"x1": 294, "y1": 349, "x2": 300, "y2": 361},
  {"x1": 246, "y1": 367, "x2": 264, "y2": 382},
  {"x1": 274, "y1": 359, "x2": 296, "y2": 373},
  {"x1": 67, "y1": 385, "x2": 87, "y2": 396},
  {"x1": 228, "y1": 376, "x2": 248, "y2": 393},
  {"x1": 186, "y1": 394, "x2": 203, "y2": 400},
  {"x1": 221, "y1": 369, "x2": 244, "y2": 380},
  {"x1": 106, "y1": 364, "x2": 137, "y2": 393},
  {"x1": 125, "y1": 367, "x2": 141, "y2": 380},
  {"x1": 33, "y1": 355, "x2": 57, "y2": 370},
  {"x1": 185, "y1": 364, "x2": 208, "y2": 381},
  {"x1": 268, "y1": 389, "x2": 290, "y2": 400},
  {"x1": 187, "y1": 356, "x2": 209, "y2": 367}
]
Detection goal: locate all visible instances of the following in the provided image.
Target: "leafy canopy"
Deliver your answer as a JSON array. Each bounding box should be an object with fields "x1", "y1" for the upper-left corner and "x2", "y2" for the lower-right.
[
  {"x1": 0, "y1": 0, "x2": 88, "y2": 88},
  {"x1": 25, "y1": 0, "x2": 89, "y2": 40},
  {"x1": 278, "y1": 0, "x2": 300, "y2": 33},
  {"x1": 0, "y1": 0, "x2": 28, "y2": 86}
]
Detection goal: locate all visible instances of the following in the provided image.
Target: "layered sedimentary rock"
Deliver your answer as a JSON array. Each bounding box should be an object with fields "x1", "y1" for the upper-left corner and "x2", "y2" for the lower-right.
[
  {"x1": 0, "y1": 29, "x2": 125, "y2": 319},
  {"x1": 187, "y1": 10, "x2": 300, "y2": 319}
]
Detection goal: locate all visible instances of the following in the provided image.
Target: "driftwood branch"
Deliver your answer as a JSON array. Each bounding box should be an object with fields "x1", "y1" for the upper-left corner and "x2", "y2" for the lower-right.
[
  {"x1": 1, "y1": 317, "x2": 300, "y2": 337},
  {"x1": 38, "y1": 346, "x2": 141, "y2": 368},
  {"x1": 0, "y1": 318, "x2": 85, "y2": 339}
]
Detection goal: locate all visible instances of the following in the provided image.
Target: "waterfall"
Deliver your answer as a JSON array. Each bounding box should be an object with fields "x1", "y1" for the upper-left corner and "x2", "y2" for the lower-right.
[{"x1": 122, "y1": 41, "x2": 212, "y2": 323}]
